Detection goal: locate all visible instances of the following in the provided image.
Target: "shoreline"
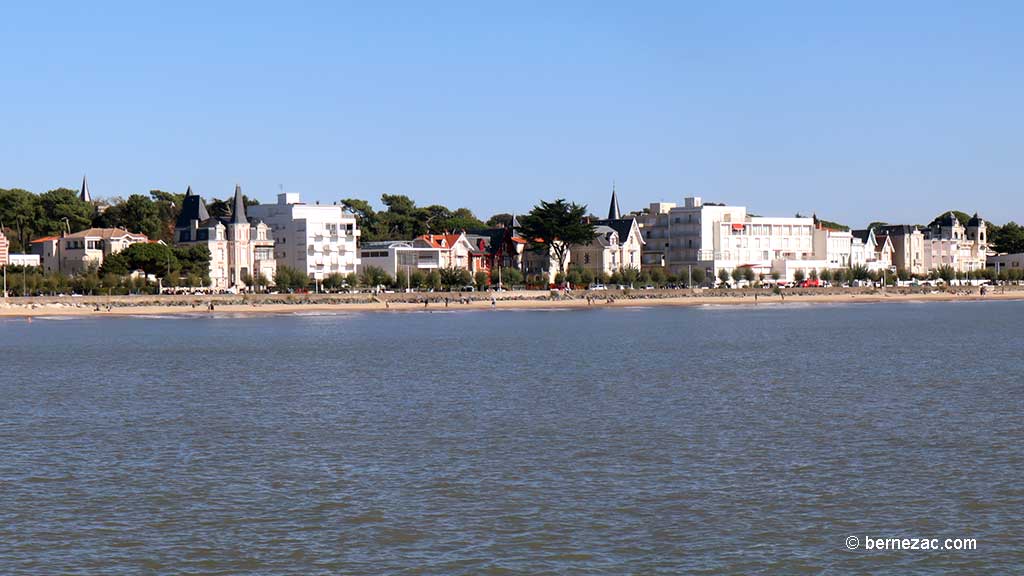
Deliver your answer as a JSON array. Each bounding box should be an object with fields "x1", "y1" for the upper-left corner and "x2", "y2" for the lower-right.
[{"x1": 1, "y1": 289, "x2": 1022, "y2": 318}]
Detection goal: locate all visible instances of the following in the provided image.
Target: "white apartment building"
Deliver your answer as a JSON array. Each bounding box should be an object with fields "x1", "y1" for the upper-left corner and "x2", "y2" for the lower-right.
[
  {"x1": 638, "y1": 197, "x2": 824, "y2": 281},
  {"x1": 249, "y1": 193, "x2": 360, "y2": 281}
]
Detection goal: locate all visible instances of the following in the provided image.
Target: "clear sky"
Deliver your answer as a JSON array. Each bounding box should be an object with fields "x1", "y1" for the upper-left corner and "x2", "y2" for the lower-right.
[{"x1": 2, "y1": 1, "x2": 1022, "y2": 227}]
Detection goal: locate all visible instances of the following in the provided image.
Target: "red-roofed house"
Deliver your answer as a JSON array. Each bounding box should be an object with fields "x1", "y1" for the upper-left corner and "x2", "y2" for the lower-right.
[{"x1": 413, "y1": 232, "x2": 483, "y2": 271}]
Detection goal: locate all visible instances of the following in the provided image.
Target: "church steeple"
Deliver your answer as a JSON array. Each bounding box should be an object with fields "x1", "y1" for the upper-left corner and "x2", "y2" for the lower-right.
[
  {"x1": 229, "y1": 184, "x2": 247, "y2": 225},
  {"x1": 607, "y1": 183, "x2": 621, "y2": 220},
  {"x1": 80, "y1": 175, "x2": 91, "y2": 202}
]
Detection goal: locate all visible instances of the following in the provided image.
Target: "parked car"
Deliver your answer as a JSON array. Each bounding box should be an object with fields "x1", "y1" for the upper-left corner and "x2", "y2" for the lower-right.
[{"x1": 589, "y1": 283, "x2": 608, "y2": 291}]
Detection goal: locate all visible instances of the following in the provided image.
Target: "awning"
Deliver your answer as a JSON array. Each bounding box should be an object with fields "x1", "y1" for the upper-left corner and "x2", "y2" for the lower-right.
[{"x1": 731, "y1": 223, "x2": 745, "y2": 231}]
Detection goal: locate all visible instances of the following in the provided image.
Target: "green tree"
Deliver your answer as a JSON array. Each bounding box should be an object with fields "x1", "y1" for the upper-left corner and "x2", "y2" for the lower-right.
[
  {"x1": 731, "y1": 268, "x2": 743, "y2": 283},
  {"x1": 323, "y1": 272, "x2": 347, "y2": 292},
  {"x1": 37, "y1": 188, "x2": 93, "y2": 235},
  {"x1": 486, "y1": 213, "x2": 514, "y2": 228},
  {"x1": 474, "y1": 270, "x2": 489, "y2": 291},
  {"x1": 809, "y1": 269, "x2": 819, "y2": 281},
  {"x1": 409, "y1": 270, "x2": 427, "y2": 290},
  {"x1": 794, "y1": 269, "x2": 806, "y2": 284},
  {"x1": 99, "y1": 252, "x2": 130, "y2": 277},
  {"x1": 0, "y1": 188, "x2": 39, "y2": 251},
  {"x1": 649, "y1": 266, "x2": 667, "y2": 286},
  {"x1": 690, "y1": 267, "x2": 707, "y2": 287},
  {"x1": 439, "y1": 267, "x2": 472, "y2": 290},
  {"x1": 121, "y1": 242, "x2": 178, "y2": 277},
  {"x1": 718, "y1": 268, "x2": 731, "y2": 286},
  {"x1": 519, "y1": 199, "x2": 596, "y2": 278},
  {"x1": 990, "y1": 221, "x2": 1024, "y2": 253},
  {"x1": 274, "y1": 265, "x2": 310, "y2": 291},
  {"x1": 936, "y1": 265, "x2": 956, "y2": 283},
  {"x1": 106, "y1": 194, "x2": 163, "y2": 238},
  {"x1": 491, "y1": 266, "x2": 523, "y2": 287},
  {"x1": 619, "y1": 266, "x2": 640, "y2": 287},
  {"x1": 742, "y1": 267, "x2": 756, "y2": 283},
  {"x1": 359, "y1": 265, "x2": 390, "y2": 289},
  {"x1": 341, "y1": 198, "x2": 381, "y2": 240},
  {"x1": 929, "y1": 211, "x2": 972, "y2": 228},
  {"x1": 174, "y1": 245, "x2": 211, "y2": 282},
  {"x1": 427, "y1": 269, "x2": 442, "y2": 291}
]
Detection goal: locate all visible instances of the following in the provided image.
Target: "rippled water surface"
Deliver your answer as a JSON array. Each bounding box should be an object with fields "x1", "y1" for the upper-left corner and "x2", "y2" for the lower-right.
[{"x1": 2, "y1": 301, "x2": 1023, "y2": 574}]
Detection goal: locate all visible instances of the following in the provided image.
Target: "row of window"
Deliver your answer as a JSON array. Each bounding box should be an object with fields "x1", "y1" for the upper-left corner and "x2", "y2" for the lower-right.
[
  {"x1": 728, "y1": 224, "x2": 814, "y2": 236},
  {"x1": 65, "y1": 240, "x2": 104, "y2": 250}
]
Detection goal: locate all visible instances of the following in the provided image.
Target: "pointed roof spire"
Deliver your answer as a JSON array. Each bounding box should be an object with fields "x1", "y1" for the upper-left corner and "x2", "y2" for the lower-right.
[
  {"x1": 511, "y1": 213, "x2": 521, "y2": 231},
  {"x1": 184, "y1": 185, "x2": 193, "y2": 198},
  {"x1": 80, "y1": 175, "x2": 91, "y2": 202},
  {"x1": 229, "y1": 184, "x2": 247, "y2": 225},
  {"x1": 608, "y1": 182, "x2": 621, "y2": 220}
]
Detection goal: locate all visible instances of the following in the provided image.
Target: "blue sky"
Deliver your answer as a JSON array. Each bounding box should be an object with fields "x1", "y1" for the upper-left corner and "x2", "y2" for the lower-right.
[{"x1": 2, "y1": 1, "x2": 1022, "y2": 227}]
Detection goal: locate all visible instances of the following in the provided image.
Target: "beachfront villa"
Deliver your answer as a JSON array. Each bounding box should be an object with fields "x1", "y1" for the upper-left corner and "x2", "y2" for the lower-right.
[
  {"x1": 0, "y1": 229, "x2": 8, "y2": 267},
  {"x1": 248, "y1": 193, "x2": 360, "y2": 282},
  {"x1": 30, "y1": 228, "x2": 150, "y2": 275},
  {"x1": 464, "y1": 222, "x2": 528, "y2": 273},
  {"x1": 871, "y1": 225, "x2": 926, "y2": 275},
  {"x1": 175, "y1": 186, "x2": 277, "y2": 290},
  {"x1": 921, "y1": 212, "x2": 988, "y2": 273},
  {"x1": 360, "y1": 222, "x2": 528, "y2": 283},
  {"x1": 570, "y1": 189, "x2": 645, "y2": 277}
]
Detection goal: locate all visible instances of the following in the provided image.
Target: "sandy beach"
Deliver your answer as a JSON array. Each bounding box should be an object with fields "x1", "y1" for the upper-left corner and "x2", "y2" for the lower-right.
[{"x1": 1, "y1": 287, "x2": 1021, "y2": 318}]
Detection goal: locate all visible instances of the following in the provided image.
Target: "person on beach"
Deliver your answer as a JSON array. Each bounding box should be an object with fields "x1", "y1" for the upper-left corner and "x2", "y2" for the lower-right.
[{"x1": 491, "y1": 295, "x2": 497, "y2": 308}]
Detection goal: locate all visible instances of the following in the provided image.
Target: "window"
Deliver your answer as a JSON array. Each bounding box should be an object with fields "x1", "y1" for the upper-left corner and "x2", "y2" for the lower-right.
[{"x1": 179, "y1": 230, "x2": 191, "y2": 242}]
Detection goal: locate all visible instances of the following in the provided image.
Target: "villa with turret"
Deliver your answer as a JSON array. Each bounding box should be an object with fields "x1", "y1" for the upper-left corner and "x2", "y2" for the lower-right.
[{"x1": 174, "y1": 185, "x2": 277, "y2": 290}]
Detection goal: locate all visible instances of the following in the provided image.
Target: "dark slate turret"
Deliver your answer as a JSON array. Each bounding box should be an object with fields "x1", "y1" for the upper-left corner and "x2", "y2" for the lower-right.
[
  {"x1": 229, "y1": 184, "x2": 247, "y2": 225},
  {"x1": 80, "y1": 175, "x2": 91, "y2": 202},
  {"x1": 608, "y1": 185, "x2": 621, "y2": 220},
  {"x1": 175, "y1": 185, "x2": 211, "y2": 228}
]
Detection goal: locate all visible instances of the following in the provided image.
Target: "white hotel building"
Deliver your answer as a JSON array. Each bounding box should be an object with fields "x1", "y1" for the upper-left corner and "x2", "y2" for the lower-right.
[
  {"x1": 639, "y1": 197, "x2": 831, "y2": 281},
  {"x1": 248, "y1": 193, "x2": 360, "y2": 281}
]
